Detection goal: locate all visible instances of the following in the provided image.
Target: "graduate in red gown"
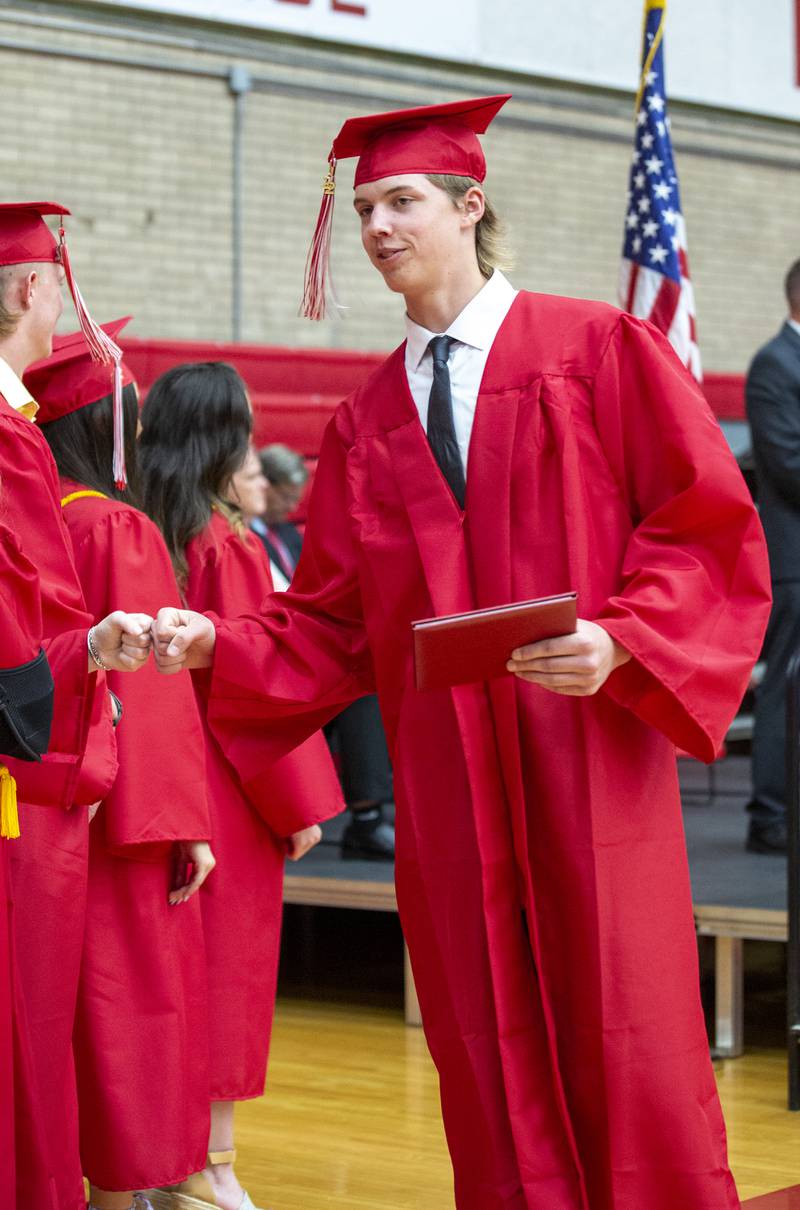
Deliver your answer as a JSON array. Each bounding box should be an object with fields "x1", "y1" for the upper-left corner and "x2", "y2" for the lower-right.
[
  {"x1": 155, "y1": 97, "x2": 773, "y2": 1209},
  {"x1": 0, "y1": 524, "x2": 54, "y2": 1209},
  {"x1": 0, "y1": 203, "x2": 152, "y2": 1210},
  {"x1": 26, "y1": 319, "x2": 217, "y2": 1210},
  {"x1": 140, "y1": 362, "x2": 344, "y2": 1210}
]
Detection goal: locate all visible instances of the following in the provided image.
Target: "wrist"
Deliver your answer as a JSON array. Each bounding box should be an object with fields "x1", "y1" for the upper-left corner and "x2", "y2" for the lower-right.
[
  {"x1": 87, "y1": 626, "x2": 111, "y2": 672},
  {"x1": 610, "y1": 638, "x2": 632, "y2": 670}
]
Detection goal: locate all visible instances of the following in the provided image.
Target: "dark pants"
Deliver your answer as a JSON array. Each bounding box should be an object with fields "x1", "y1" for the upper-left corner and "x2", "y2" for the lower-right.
[
  {"x1": 750, "y1": 580, "x2": 800, "y2": 825},
  {"x1": 325, "y1": 694, "x2": 393, "y2": 806}
]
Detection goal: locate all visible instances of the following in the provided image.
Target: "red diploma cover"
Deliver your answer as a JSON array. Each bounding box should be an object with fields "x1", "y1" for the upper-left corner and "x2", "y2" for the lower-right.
[{"x1": 413, "y1": 592, "x2": 578, "y2": 691}]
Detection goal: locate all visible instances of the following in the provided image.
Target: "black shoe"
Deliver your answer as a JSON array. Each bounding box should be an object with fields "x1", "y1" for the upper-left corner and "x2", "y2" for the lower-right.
[
  {"x1": 746, "y1": 819, "x2": 788, "y2": 855},
  {"x1": 341, "y1": 808, "x2": 395, "y2": 861}
]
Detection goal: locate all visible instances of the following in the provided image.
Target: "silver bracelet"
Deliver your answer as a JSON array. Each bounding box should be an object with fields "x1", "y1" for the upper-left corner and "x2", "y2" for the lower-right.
[{"x1": 87, "y1": 627, "x2": 110, "y2": 672}]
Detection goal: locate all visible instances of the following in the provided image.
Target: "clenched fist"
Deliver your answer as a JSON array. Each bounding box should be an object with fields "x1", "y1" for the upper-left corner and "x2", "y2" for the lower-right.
[
  {"x1": 90, "y1": 612, "x2": 153, "y2": 673},
  {"x1": 152, "y1": 607, "x2": 216, "y2": 674}
]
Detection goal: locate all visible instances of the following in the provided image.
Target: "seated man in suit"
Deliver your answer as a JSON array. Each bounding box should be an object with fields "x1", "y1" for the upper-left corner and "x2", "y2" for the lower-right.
[
  {"x1": 745, "y1": 256, "x2": 800, "y2": 855},
  {"x1": 252, "y1": 443, "x2": 395, "y2": 860}
]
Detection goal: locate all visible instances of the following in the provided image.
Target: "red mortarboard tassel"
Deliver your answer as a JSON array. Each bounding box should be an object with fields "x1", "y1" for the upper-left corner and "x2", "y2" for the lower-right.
[
  {"x1": 57, "y1": 225, "x2": 127, "y2": 488},
  {"x1": 301, "y1": 156, "x2": 337, "y2": 322}
]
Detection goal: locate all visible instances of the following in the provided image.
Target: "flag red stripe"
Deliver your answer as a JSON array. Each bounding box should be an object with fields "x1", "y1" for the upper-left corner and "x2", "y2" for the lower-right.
[{"x1": 648, "y1": 275, "x2": 682, "y2": 336}]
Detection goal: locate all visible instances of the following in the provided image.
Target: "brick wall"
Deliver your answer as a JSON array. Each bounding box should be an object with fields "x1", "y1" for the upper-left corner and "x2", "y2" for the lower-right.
[{"x1": 0, "y1": 1, "x2": 797, "y2": 370}]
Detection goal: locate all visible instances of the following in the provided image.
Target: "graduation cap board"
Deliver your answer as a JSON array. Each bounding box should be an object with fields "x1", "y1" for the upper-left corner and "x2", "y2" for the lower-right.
[
  {"x1": 24, "y1": 317, "x2": 134, "y2": 426},
  {"x1": 302, "y1": 94, "x2": 511, "y2": 321},
  {"x1": 0, "y1": 202, "x2": 127, "y2": 486}
]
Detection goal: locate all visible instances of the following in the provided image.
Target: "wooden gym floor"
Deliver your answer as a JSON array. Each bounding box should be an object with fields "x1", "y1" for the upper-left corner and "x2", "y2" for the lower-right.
[{"x1": 235, "y1": 997, "x2": 800, "y2": 1209}]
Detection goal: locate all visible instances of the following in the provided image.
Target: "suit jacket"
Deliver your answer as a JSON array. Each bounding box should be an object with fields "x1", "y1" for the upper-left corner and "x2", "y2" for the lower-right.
[
  {"x1": 255, "y1": 520, "x2": 303, "y2": 581},
  {"x1": 746, "y1": 321, "x2": 800, "y2": 581}
]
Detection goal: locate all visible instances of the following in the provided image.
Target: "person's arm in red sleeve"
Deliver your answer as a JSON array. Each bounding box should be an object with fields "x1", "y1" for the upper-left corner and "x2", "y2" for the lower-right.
[
  {"x1": 0, "y1": 524, "x2": 54, "y2": 765},
  {"x1": 70, "y1": 506, "x2": 212, "y2": 851},
  {"x1": 0, "y1": 414, "x2": 106, "y2": 806},
  {"x1": 0, "y1": 524, "x2": 43, "y2": 669},
  {"x1": 188, "y1": 519, "x2": 345, "y2": 837},
  {"x1": 198, "y1": 415, "x2": 374, "y2": 795},
  {"x1": 591, "y1": 313, "x2": 772, "y2": 761}
]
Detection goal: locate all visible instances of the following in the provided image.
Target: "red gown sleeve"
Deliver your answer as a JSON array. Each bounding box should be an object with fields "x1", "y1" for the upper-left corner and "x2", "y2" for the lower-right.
[
  {"x1": 190, "y1": 520, "x2": 345, "y2": 836},
  {"x1": 69, "y1": 506, "x2": 211, "y2": 854},
  {"x1": 592, "y1": 313, "x2": 772, "y2": 761},
  {"x1": 0, "y1": 412, "x2": 112, "y2": 806},
  {"x1": 207, "y1": 418, "x2": 373, "y2": 794},
  {"x1": 0, "y1": 524, "x2": 42, "y2": 668}
]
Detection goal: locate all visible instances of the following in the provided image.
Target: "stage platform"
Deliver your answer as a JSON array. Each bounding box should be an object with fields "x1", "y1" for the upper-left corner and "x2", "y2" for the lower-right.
[
  {"x1": 681, "y1": 755, "x2": 788, "y2": 1056},
  {"x1": 285, "y1": 756, "x2": 789, "y2": 1047}
]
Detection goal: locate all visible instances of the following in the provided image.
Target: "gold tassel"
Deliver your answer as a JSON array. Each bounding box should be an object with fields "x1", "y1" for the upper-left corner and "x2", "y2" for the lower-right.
[{"x1": 0, "y1": 766, "x2": 20, "y2": 839}]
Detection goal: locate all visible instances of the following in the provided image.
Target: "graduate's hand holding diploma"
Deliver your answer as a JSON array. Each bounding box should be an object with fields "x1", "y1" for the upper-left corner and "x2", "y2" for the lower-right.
[
  {"x1": 152, "y1": 608, "x2": 216, "y2": 673},
  {"x1": 506, "y1": 619, "x2": 630, "y2": 696},
  {"x1": 89, "y1": 611, "x2": 154, "y2": 673}
]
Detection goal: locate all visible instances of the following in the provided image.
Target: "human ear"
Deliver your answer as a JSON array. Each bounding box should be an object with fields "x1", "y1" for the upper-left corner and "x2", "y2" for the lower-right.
[
  {"x1": 462, "y1": 186, "x2": 486, "y2": 227},
  {"x1": 18, "y1": 270, "x2": 38, "y2": 312}
]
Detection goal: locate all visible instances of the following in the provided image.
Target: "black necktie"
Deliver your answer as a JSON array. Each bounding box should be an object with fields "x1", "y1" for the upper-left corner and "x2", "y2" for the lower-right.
[{"x1": 426, "y1": 335, "x2": 466, "y2": 508}]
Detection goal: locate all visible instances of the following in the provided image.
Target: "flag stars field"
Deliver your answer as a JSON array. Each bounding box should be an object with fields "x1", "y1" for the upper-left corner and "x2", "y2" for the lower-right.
[{"x1": 618, "y1": 0, "x2": 701, "y2": 378}]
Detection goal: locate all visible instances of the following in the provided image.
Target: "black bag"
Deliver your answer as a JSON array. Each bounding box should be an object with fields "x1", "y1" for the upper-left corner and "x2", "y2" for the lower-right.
[{"x1": 0, "y1": 648, "x2": 55, "y2": 762}]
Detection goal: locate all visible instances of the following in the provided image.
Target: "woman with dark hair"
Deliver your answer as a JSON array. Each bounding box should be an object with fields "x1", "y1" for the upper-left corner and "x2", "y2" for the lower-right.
[
  {"x1": 139, "y1": 362, "x2": 343, "y2": 1210},
  {"x1": 27, "y1": 322, "x2": 215, "y2": 1210}
]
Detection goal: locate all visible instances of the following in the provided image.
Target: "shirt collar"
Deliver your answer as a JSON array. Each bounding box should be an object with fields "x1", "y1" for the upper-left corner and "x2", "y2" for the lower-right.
[
  {"x1": 405, "y1": 270, "x2": 517, "y2": 371},
  {"x1": 788, "y1": 317, "x2": 800, "y2": 339},
  {"x1": 0, "y1": 356, "x2": 38, "y2": 420}
]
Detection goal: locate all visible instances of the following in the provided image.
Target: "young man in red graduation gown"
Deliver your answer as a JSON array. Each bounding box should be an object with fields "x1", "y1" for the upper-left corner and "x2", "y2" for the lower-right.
[
  {"x1": 154, "y1": 98, "x2": 772, "y2": 1209},
  {"x1": 0, "y1": 203, "x2": 152, "y2": 1210}
]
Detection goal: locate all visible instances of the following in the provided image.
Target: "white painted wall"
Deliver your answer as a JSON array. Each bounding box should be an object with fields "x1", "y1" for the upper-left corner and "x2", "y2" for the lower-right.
[{"x1": 92, "y1": 0, "x2": 800, "y2": 121}]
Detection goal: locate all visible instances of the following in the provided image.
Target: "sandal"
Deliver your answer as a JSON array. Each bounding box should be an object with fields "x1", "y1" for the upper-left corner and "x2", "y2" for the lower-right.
[
  {"x1": 89, "y1": 1198, "x2": 154, "y2": 1210},
  {"x1": 145, "y1": 1151, "x2": 265, "y2": 1210}
]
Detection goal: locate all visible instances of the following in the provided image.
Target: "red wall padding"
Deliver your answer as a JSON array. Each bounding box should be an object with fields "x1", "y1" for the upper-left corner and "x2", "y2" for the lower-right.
[{"x1": 122, "y1": 336, "x2": 747, "y2": 461}]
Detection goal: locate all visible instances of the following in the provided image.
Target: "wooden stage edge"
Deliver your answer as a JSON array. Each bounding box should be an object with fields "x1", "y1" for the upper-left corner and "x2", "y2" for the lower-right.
[
  {"x1": 695, "y1": 904, "x2": 788, "y2": 1058},
  {"x1": 283, "y1": 874, "x2": 789, "y2": 1046}
]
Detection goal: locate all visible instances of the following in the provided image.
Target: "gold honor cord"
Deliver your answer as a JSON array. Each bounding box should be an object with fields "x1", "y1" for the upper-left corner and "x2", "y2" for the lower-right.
[
  {"x1": 635, "y1": 0, "x2": 667, "y2": 114},
  {"x1": 60, "y1": 490, "x2": 109, "y2": 507},
  {"x1": 0, "y1": 766, "x2": 19, "y2": 839}
]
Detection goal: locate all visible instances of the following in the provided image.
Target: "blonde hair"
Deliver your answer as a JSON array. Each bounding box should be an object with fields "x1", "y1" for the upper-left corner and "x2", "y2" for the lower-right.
[
  {"x1": 211, "y1": 496, "x2": 248, "y2": 539},
  {"x1": 426, "y1": 175, "x2": 513, "y2": 279},
  {"x1": 0, "y1": 266, "x2": 24, "y2": 340}
]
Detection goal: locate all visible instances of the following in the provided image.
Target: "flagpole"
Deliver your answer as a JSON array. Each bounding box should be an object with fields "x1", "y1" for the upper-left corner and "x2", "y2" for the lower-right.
[{"x1": 635, "y1": 0, "x2": 667, "y2": 112}]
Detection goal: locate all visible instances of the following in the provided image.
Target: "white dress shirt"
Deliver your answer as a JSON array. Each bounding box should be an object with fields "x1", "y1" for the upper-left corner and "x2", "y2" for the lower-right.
[
  {"x1": 0, "y1": 355, "x2": 38, "y2": 419},
  {"x1": 788, "y1": 317, "x2": 800, "y2": 338},
  {"x1": 404, "y1": 270, "x2": 518, "y2": 473}
]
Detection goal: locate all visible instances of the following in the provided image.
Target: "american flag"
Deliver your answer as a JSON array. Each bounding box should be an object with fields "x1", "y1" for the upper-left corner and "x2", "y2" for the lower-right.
[{"x1": 619, "y1": 0, "x2": 701, "y2": 381}]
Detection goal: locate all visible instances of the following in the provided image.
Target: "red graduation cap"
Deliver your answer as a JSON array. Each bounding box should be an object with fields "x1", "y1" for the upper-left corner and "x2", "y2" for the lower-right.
[
  {"x1": 0, "y1": 202, "x2": 126, "y2": 484},
  {"x1": 0, "y1": 201, "x2": 68, "y2": 266},
  {"x1": 24, "y1": 318, "x2": 134, "y2": 488},
  {"x1": 302, "y1": 94, "x2": 511, "y2": 321}
]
